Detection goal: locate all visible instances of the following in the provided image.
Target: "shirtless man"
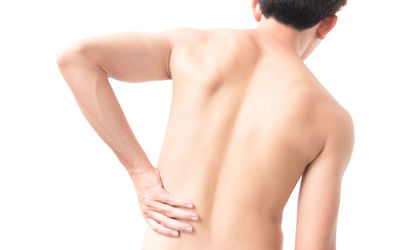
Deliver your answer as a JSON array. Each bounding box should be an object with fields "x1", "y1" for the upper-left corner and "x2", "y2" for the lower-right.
[{"x1": 56, "y1": 0, "x2": 354, "y2": 249}]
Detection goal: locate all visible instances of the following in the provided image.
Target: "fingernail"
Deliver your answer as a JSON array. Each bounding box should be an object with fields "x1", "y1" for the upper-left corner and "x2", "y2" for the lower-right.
[
  {"x1": 172, "y1": 231, "x2": 179, "y2": 236},
  {"x1": 191, "y1": 215, "x2": 198, "y2": 221},
  {"x1": 184, "y1": 227, "x2": 193, "y2": 233},
  {"x1": 186, "y1": 203, "x2": 193, "y2": 208}
]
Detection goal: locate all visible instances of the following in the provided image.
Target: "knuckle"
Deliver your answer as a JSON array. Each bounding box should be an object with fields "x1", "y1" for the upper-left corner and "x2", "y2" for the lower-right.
[
  {"x1": 169, "y1": 208, "x2": 183, "y2": 218},
  {"x1": 143, "y1": 198, "x2": 152, "y2": 206},
  {"x1": 143, "y1": 208, "x2": 155, "y2": 217},
  {"x1": 164, "y1": 210, "x2": 174, "y2": 217},
  {"x1": 167, "y1": 208, "x2": 181, "y2": 218},
  {"x1": 159, "y1": 220, "x2": 168, "y2": 227},
  {"x1": 159, "y1": 207, "x2": 168, "y2": 214},
  {"x1": 142, "y1": 209, "x2": 149, "y2": 217},
  {"x1": 152, "y1": 191, "x2": 163, "y2": 201},
  {"x1": 141, "y1": 197, "x2": 155, "y2": 209}
]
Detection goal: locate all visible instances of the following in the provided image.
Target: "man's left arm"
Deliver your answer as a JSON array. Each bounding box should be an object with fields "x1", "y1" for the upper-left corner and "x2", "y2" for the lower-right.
[
  {"x1": 55, "y1": 28, "x2": 199, "y2": 238},
  {"x1": 55, "y1": 28, "x2": 182, "y2": 174}
]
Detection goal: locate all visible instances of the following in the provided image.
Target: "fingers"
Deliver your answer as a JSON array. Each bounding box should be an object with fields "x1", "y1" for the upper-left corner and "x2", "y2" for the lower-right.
[
  {"x1": 154, "y1": 190, "x2": 195, "y2": 209},
  {"x1": 146, "y1": 210, "x2": 194, "y2": 234},
  {"x1": 145, "y1": 199, "x2": 199, "y2": 221},
  {"x1": 146, "y1": 217, "x2": 180, "y2": 238}
]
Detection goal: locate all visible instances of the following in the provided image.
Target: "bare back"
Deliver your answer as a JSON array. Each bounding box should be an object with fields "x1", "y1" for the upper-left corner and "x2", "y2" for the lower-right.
[{"x1": 141, "y1": 28, "x2": 342, "y2": 250}]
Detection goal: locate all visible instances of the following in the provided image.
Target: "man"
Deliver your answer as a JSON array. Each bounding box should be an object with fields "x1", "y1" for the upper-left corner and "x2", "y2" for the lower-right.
[{"x1": 56, "y1": 0, "x2": 354, "y2": 249}]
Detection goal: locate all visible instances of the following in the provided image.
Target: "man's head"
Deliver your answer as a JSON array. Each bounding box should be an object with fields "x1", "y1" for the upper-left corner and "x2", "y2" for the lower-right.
[
  {"x1": 251, "y1": 0, "x2": 347, "y2": 59},
  {"x1": 253, "y1": 0, "x2": 347, "y2": 31}
]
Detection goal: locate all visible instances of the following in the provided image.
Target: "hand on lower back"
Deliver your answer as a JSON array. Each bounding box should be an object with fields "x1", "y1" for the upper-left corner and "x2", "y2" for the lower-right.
[{"x1": 131, "y1": 165, "x2": 199, "y2": 238}]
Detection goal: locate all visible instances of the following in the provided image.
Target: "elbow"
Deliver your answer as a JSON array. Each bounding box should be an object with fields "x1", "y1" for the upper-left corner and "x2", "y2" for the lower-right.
[
  {"x1": 56, "y1": 41, "x2": 91, "y2": 69},
  {"x1": 56, "y1": 41, "x2": 102, "y2": 90}
]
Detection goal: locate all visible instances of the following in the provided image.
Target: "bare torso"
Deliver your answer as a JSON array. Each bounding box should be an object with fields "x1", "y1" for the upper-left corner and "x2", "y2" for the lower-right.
[{"x1": 141, "y1": 28, "x2": 337, "y2": 250}]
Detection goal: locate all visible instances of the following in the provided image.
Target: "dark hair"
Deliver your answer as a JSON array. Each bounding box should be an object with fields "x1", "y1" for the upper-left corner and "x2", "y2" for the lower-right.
[{"x1": 257, "y1": 0, "x2": 347, "y2": 31}]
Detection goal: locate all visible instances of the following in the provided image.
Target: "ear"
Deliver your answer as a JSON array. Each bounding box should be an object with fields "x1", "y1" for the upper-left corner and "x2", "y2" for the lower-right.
[
  {"x1": 317, "y1": 15, "x2": 338, "y2": 39},
  {"x1": 252, "y1": 0, "x2": 262, "y2": 22}
]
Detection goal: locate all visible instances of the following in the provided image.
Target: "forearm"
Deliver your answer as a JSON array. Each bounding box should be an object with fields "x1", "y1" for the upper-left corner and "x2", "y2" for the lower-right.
[{"x1": 57, "y1": 54, "x2": 152, "y2": 176}]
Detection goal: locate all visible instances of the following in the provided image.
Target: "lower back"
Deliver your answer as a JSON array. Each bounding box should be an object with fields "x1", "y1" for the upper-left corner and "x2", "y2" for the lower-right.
[{"x1": 141, "y1": 28, "x2": 326, "y2": 250}]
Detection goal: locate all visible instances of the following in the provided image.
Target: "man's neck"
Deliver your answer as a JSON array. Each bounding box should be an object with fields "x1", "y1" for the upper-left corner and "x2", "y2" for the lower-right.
[{"x1": 253, "y1": 17, "x2": 311, "y2": 60}]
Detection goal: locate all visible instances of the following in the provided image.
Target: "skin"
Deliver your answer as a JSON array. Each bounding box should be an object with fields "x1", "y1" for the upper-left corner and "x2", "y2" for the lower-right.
[{"x1": 56, "y1": 1, "x2": 354, "y2": 249}]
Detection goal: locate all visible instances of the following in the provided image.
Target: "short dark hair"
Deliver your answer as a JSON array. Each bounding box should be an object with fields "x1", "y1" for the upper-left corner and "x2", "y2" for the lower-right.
[{"x1": 258, "y1": 0, "x2": 347, "y2": 31}]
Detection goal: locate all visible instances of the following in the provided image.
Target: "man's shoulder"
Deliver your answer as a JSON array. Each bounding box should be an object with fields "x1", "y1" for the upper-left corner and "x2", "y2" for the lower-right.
[
  {"x1": 307, "y1": 90, "x2": 355, "y2": 159},
  {"x1": 164, "y1": 27, "x2": 249, "y2": 47},
  {"x1": 323, "y1": 103, "x2": 355, "y2": 152},
  {"x1": 321, "y1": 101, "x2": 354, "y2": 140},
  {"x1": 300, "y1": 82, "x2": 353, "y2": 133},
  {"x1": 307, "y1": 99, "x2": 355, "y2": 171},
  {"x1": 163, "y1": 27, "x2": 213, "y2": 45},
  {"x1": 291, "y1": 79, "x2": 354, "y2": 156}
]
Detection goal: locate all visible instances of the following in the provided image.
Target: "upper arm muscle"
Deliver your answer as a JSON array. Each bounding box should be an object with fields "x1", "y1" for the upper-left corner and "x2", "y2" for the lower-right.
[
  {"x1": 73, "y1": 28, "x2": 187, "y2": 83},
  {"x1": 295, "y1": 109, "x2": 355, "y2": 250}
]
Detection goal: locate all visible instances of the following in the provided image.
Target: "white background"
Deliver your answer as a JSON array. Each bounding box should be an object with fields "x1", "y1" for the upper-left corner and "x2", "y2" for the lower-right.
[{"x1": 1, "y1": 0, "x2": 399, "y2": 249}]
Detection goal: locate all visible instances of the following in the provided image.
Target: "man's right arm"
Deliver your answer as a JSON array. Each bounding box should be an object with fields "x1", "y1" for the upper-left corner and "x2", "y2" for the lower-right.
[{"x1": 295, "y1": 108, "x2": 355, "y2": 250}]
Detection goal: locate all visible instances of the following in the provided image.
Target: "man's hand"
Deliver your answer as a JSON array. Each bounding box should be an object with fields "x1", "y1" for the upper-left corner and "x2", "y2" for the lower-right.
[{"x1": 131, "y1": 165, "x2": 199, "y2": 238}]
